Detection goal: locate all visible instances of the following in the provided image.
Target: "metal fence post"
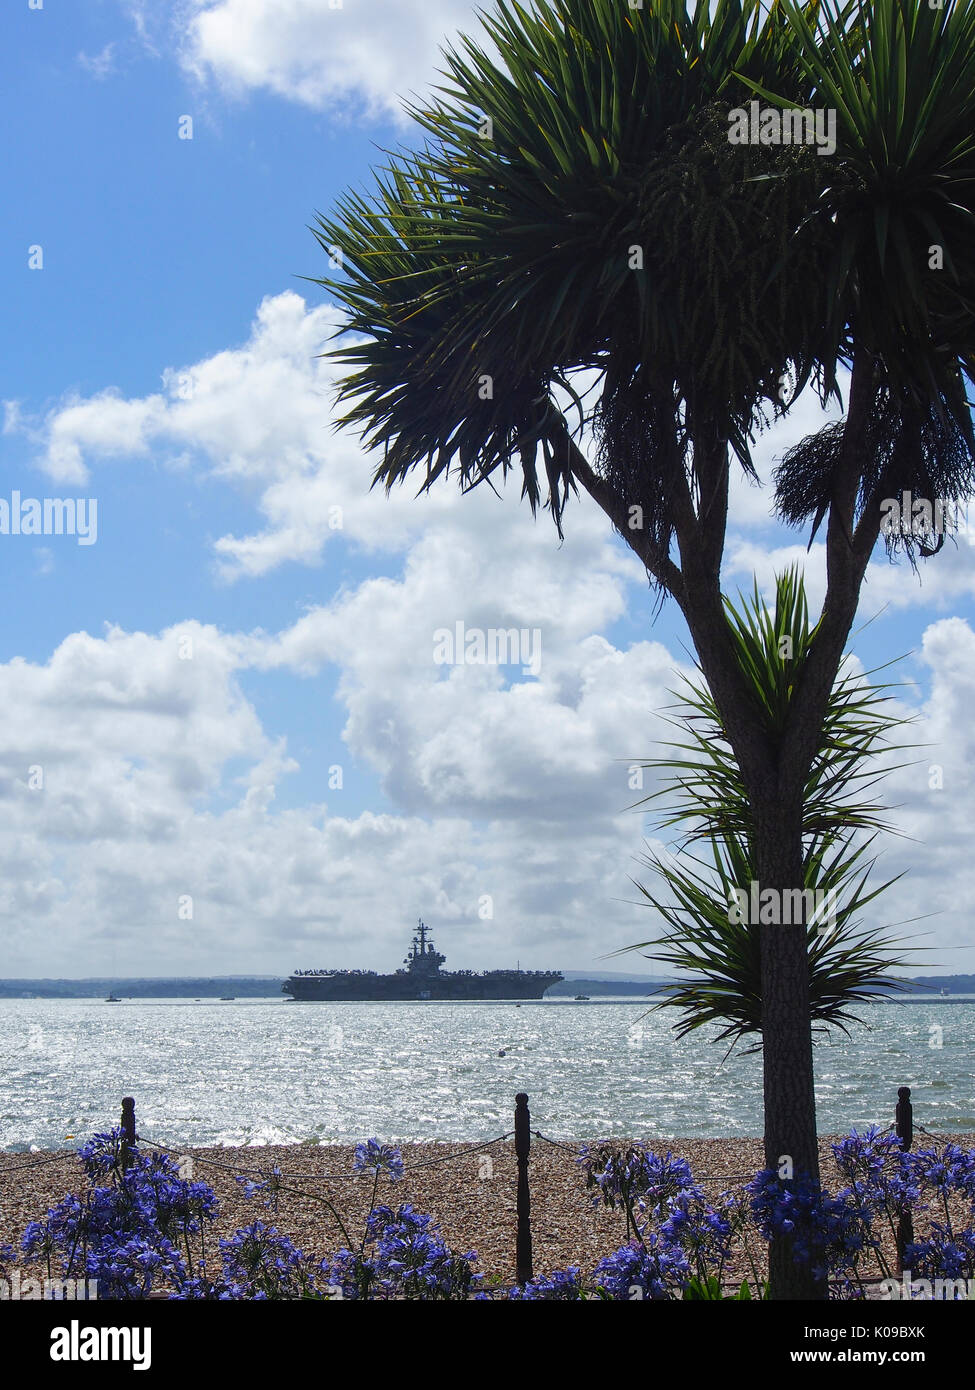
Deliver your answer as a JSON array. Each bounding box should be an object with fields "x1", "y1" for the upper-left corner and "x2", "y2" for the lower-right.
[
  {"x1": 895, "y1": 1086, "x2": 913, "y2": 1278},
  {"x1": 120, "y1": 1096, "x2": 136, "y2": 1170},
  {"x1": 515, "y1": 1092, "x2": 533, "y2": 1285}
]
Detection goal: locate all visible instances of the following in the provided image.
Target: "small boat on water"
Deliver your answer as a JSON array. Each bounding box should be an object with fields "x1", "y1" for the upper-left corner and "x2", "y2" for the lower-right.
[
  {"x1": 574, "y1": 994, "x2": 590, "y2": 1001},
  {"x1": 220, "y1": 996, "x2": 235, "y2": 1001},
  {"x1": 105, "y1": 993, "x2": 121, "y2": 1003}
]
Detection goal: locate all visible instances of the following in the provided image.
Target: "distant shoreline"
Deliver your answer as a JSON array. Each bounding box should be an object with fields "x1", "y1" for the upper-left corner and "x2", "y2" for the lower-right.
[{"x1": 2, "y1": 974, "x2": 972, "y2": 1000}]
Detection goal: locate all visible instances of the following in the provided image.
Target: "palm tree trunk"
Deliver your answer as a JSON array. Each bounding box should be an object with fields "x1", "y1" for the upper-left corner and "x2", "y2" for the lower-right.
[
  {"x1": 667, "y1": 483, "x2": 830, "y2": 1300},
  {"x1": 754, "y1": 801, "x2": 824, "y2": 1300}
]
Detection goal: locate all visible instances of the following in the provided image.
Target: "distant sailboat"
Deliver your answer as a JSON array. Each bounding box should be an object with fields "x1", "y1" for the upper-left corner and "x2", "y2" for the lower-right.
[{"x1": 106, "y1": 947, "x2": 121, "y2": 1002}]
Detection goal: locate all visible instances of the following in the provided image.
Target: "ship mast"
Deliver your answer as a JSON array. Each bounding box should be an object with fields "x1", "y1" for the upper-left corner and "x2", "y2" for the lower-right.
[{"x1": 406, "y1": 918, "x2": 445, "y2": 976}]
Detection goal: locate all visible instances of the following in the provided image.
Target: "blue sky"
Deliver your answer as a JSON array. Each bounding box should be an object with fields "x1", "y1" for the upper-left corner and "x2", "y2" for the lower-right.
[{"x1": 2, "y1": 0, "x2": 974, "y2": 980}]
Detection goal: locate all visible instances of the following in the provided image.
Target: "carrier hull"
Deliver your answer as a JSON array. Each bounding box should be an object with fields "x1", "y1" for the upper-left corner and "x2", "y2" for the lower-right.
[{"x1": 283, "y1": 971, "x2": 561, "y2": 1002}]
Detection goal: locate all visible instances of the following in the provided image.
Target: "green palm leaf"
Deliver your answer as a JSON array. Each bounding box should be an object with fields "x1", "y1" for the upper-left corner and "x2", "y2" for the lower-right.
[
  {"x1": 308, "y1": 0, "x2": 841, "y2": 545},
  {"x1": 619, "y1": 567, "x2": 921, "y2": 1049}
]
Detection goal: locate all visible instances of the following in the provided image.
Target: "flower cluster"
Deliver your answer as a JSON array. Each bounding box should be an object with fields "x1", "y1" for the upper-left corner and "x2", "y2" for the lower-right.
[
  {"x1": 747, "y1": 1169, "x2": 869, "y2": 1285},
  {"x1": 322, "y1": 1202, "x2": 478, "y2": 1300},
  {"x1": 507, "y1": 1266, "x2": 586, "y2": 1300},
  {"x1": 906, "y1": 1144, "x2": 975, "y2": 1202},
  {"x1": 13, "y1": 1130, "x2": 480, "y2": 1301},
  {"x1": 353, "y1": 1139, "x2": 405, "y2": 1182},
  {"x1": 500, "y1": 1142, "x2": 737, "y2": 1301},
  {"x1": 745, "y1": 1130, "x2": 975, "y2": 1294},
  {"x1": 220, "y1": 1222, "x2": 318, "y2": 1299},
  {"x1": 900, "y1": 1145, "x2": 975, "y2": 1287},
  {"x1": 174, "y1": 1223, "x2": 322, "y2": 1301},
  {"x1": 78, "y1": 1130, "x2": 130, "y2": 1180},
  {"x1": 660, "y1": 1191, "x2": 735, "y2": 1270},
  {"x1": 580, "y1": 1143, "x2": 700, "y2": 1215},
  {"x1": 592, "y1": 1233, "x2": 692, "y2": 1300},
  {"x1": 21, "y1": 1134, "x2": 218, "y2": 1299}
]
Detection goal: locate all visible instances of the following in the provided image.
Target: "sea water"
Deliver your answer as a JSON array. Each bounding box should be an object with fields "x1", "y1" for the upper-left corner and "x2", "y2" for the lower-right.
[{"x1": 1, "y1": 996, "x2": 972, "y2": 1151}]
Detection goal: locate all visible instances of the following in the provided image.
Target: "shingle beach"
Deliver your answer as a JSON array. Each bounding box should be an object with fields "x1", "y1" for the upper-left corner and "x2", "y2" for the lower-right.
[{"x1": 5, "y1": 1134, "x2": 969, "y2": 1289}]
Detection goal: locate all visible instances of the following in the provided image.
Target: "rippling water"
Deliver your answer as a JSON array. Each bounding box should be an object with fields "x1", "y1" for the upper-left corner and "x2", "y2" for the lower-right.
[{"x1": 1, "y1": 996, "x2": 973, "y2": 1152}]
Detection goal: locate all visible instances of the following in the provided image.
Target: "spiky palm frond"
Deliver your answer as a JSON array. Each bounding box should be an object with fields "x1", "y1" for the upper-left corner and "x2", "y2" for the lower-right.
[
  {"x1": 311, "y1": 0, "x2": 975, "y2": 568},
  {"x1": 628, "y1": 831, "x2": 914, "y2": 1050},
  {"x1": 621, "y1": 567, "x2": 918, "y2": 1048},
  {"x1": 753, "y1": 0, "x2": 975, "y2": 416},
  {"x1": 632, "y1": 565, "x2": 918, "y2": 840},
  {"x1": 756, "y1": 0, "x2": 975, "y2": 550},
  {"x1": 308, "y1": 0, "x2": 840, "y2": 540},
  {"x1": 308, "y1": 152, "x2": 572, "y2": 525}
]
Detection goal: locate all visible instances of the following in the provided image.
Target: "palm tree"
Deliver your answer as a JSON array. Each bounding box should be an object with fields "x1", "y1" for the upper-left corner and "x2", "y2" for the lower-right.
[
  {"x1": 308, "y1": 0, "x2": 975, "y2": 1296},
  {"x1": 624, "y1": 567, "x2": 921, "y2": 1055}
]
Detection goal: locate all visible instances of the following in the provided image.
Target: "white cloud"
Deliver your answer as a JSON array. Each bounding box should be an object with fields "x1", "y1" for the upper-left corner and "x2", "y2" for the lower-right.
[
  {"x1": 0, "y1": 583, "x2": 678, "y2": 977},
  {"x1": 20, "y1": 291, "x2": 638, "y2": 584},
  {"x1": 78, "y1": 43, "x2": 118, "y2": 80},
  {"x1": 253, "y1": 515, "x2": 666, "y2": 821},
  {"x1": 873, "y1": 618, "x2": 975, "y2": 966},
  {"x1": 2, "y1": 301, "x2": 690, "y2": 977},
  {"x1": 178, "y1": 0, "x2": 483, "y2": 119},
  {"x1": 22, "y1": 285, "x2": 973, "y2": 630},
  {"x1": 23, "y1": 294, "x2": 388, "y2": 565},
  {"x1": 5, "y1": 572, "x2": 974, "y2": 980},
  {"x1": 43, "y1": 392, "x2": 167, "y2": 485}
]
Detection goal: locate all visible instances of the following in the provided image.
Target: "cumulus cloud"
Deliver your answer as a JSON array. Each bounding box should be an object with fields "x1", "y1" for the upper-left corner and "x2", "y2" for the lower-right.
[
  {"x1": 18, "y1": 293, "x2": 468, "y2": 575},
  {"x1": 24, "y1": 293, "x2": 330, "y2": 492},
  {"x1": 870, "y1": 618, "x2": 975, "y2": 966},
  {"x1": 5, "y1": 575, "x2": 973, "y2": 981},
  {"x1": 178, "y1": 0, "x2": 483, "y2": 120},
  {"x1": 42, "y1": 392, "x2": 167, "y2": 486},
  {"x1": 25, "y1": 290, "x2": 914, "y2": 622},
  {"x1": 253, "y1": 516, "x2": 667, "y2": 821},
  {"x1": 0, "y1": 588, "x2": 683, "y2": 978}
]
